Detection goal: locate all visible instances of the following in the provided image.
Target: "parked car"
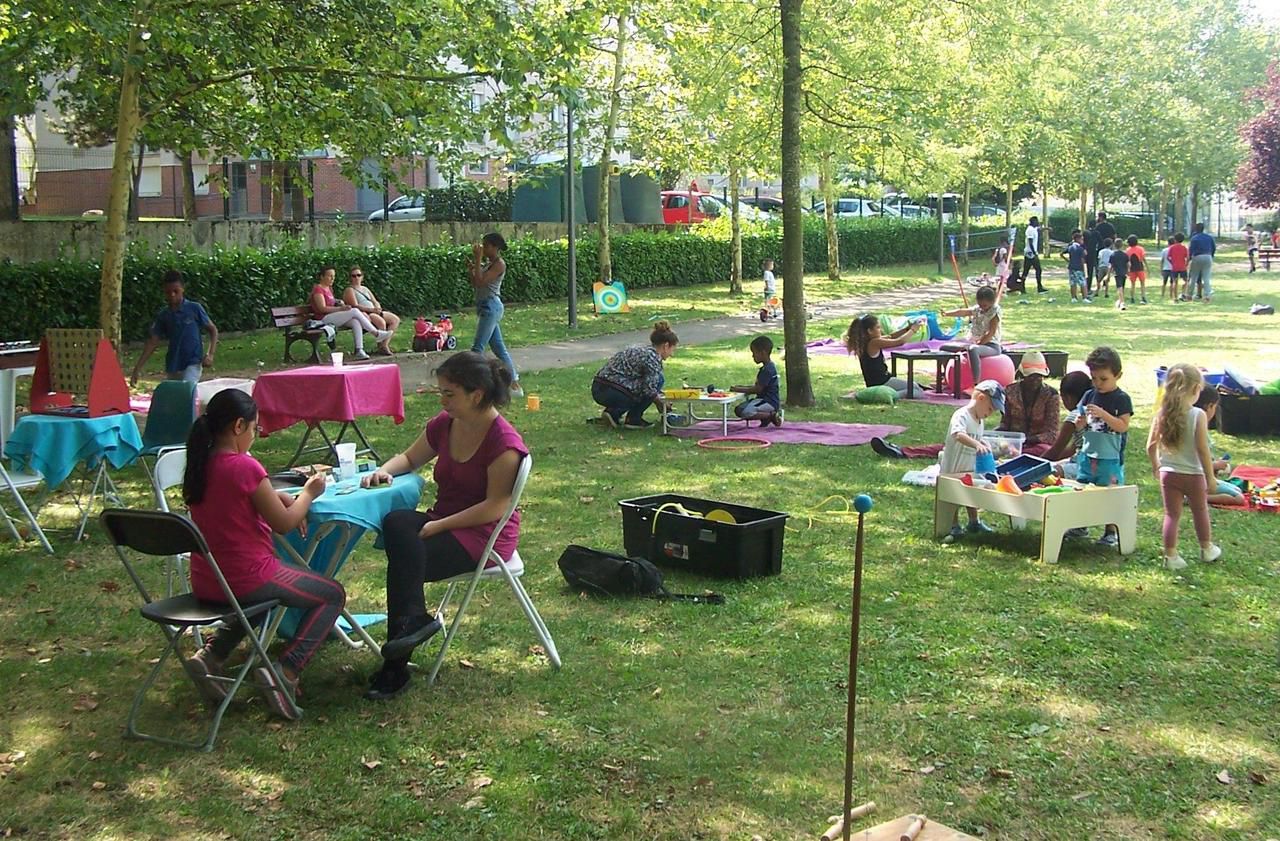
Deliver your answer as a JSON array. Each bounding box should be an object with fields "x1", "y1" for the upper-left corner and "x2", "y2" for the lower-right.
[
  {"x1": 739, "y1": 195, "x2": 785, "y2": 214},
  {"x1": 659, "y1": 190, "x2": 767, "y2": 224},
  {"x1": 881, "y1": 194, "x2": 929, "y2": 219},
  {"x1": 367, "y1": 194, "x2": 425, "y2": 222},
  {"x1": 968, "y1": 204, "x2": 1002, "y2": 219},
  {"x1": 810, "y1": 198, "x2": 894, "y2": 218}
]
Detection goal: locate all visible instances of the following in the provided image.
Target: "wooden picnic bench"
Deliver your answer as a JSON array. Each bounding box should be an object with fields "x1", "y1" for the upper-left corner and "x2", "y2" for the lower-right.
[
  {"x1": 271, "y1": 305, "x2": 348, "y2": 364},
  {"x1": 1258, "y1": 246, "x2": 1279, "y2": 271}
]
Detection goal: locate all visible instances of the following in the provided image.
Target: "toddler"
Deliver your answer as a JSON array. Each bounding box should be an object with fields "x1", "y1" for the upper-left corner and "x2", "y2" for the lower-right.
[
  {"x1": 1145, "y1": 363, "x2": 1221, "y2": 569},
  {"x1": 732, "y1": 335, "x2": 782, "y2": 426},
  {"x1": 940, "y1": 380, "x2": 1005, "y2": 543},
  {"x1": 1067, "y1": 346, "x2": 1132, "y2": 548},
  {"x1": 762, "y1": 258, "x2": 777, "y2": 301}
]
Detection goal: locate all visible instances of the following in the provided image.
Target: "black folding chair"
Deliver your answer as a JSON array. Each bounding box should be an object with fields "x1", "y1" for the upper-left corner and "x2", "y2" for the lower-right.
[{"x1": 100, "y1": 508, "x2": 301, "y2": 751}]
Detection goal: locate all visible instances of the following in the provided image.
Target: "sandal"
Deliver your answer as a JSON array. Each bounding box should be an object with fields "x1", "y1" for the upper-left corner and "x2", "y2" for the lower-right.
[{"x1": 254, "y1": 664, "x2": 302, "y2": 721}]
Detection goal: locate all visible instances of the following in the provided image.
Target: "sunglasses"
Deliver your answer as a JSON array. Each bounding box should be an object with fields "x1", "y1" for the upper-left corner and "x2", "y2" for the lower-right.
[{"x1": 350, "y1": 272, "x2": 363, "y2": 278}]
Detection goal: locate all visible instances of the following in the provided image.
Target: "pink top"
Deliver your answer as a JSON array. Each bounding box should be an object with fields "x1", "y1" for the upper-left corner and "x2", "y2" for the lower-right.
[
  {"x1": 310, "y1": 284, "x2": 335, "y2": 318},
  {"x1": 254, "y1": 364, "x2": 406, "y2": 434},
  {"x1": 424, "y1": 411, "x2": 528, "y2": 563},
  {"x1": 188, "y1": 452, "x2": 279, "y2": 601}
]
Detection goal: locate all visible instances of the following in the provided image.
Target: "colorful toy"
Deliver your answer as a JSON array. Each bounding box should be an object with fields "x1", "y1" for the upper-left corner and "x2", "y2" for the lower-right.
[
  {"x1": 995, "y1": 475, "x2": 1023, "y2": 495},
  {"x1": 760, "y1": 295, "x2": 782, "y2": 322},
  {"x1": 695, "y1": 436, "x2": 771, "y2": 450},
  {"x1": 904, "y1": 310, "x2": 964, "y2": 341},
  {"x1": 412, "y1": 314, "x2": 457, "y2": 353},
  {"x1": 592, "y1": 280, "x2": 630, "y2": 314}
]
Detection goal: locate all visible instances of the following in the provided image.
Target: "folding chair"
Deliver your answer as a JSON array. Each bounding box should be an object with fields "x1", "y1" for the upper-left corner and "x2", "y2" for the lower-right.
[
  {"x1": 100, "y1": 508, "x2": 300, "y2": 751},
  {"x1": 426, "y1": 454, "x2": 561, "y2": 685},
  {"x1": 0, "y1": 459, "x2": 53, "y2": 554},
  {"x1": 138, "y1": 380, "x2": 197, "y2": 482},
  {"x1": 150, "y1": 448, "x2": 190, "y2": 597}
]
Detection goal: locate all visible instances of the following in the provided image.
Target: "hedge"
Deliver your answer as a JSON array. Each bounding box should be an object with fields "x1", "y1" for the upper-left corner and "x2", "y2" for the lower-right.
[
  {"x1": 1046, "y1": 210, "x2": 1155, "y2": 241},
  {"x1": 0, "y1": 218, "x2": 1000, "y2": 342}
]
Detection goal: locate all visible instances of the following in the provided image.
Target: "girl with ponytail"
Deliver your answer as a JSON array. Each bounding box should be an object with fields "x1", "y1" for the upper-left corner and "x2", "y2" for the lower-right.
[
  {"x1": 1145, "y1": 363, "x2": 1221, "y2": 570},
  {"x1": 843, "y1": 313, "x2": 928, "y2": 398},
  {"x1": 182, "y1": 390, "x2": 346, "y2": 720},
  {"x1": 361, "y1": 351, "x2": 528, "y2": 701}
]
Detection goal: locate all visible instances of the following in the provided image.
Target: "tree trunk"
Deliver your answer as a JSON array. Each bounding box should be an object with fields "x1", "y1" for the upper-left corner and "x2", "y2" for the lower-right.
[
  {"x1": 0, "y1": 119, "x2": 19, "y2": 221},
  {"x1": 99, "y1": 23, "x2": 146, "y2": 347},
  {"x1": 820, "y1": 153, "x2": 838, "y2": 280},
  {"x1": 268, "y1": 162, "x2": 285, "y2": 221},
  {"x1": 1155, "y1": 181, "x2": 1167, "y2": 244},
  {"x1": 1174, "y1": 185, "x2": 1185, "y2": 232},
  {"x1": 181, "y1": 149, "x2": 198, "y2": 221},
  {"x1": 1004, "y1": 179, "x2": 1013, "y2": 230},
  {"x1": 289, "y1": 160, "x2": 306, "y2": 220},
  {"x1": 597, "y1": 9, "x2": 628, "y2": 285},
  {"x1": 779, "y1": 0, "x2": 813, "y2": 407},
  {"x1": 960, "y1": 176, "x2": 971, "y2": 265},
  {"x1": 128, "y1": 144, "x2": 144, "y2": 222},
  {"x1": 729, "y1": 163, "x2": 743, "y2": 295},
  {"x1": 1189, "y1": 182, "x2": 1200, "y2": 228},
  {"x1": 17, "y1": 118, "x2": 37, "y2": 207}
]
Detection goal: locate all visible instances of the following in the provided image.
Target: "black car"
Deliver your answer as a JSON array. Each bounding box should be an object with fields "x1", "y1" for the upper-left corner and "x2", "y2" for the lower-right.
[{"x1": 739, "y1": 195, "x2": 785, "y2": 214}]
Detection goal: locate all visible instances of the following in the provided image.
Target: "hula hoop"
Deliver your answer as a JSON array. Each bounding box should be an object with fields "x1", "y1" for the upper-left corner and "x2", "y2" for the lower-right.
[{"x1": 696, "y1": 435, "x2": 771, "y2": 451}]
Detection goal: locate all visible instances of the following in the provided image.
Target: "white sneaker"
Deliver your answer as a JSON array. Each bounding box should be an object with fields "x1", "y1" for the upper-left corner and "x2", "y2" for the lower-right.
[
  {"x1": 352, "y1": 350, "x2": 371, "y2": 361},
  {"x1": 1082, "y1": 297, "x2": 1092, "y2": 304},
  {"x1": 375, "y1": 330, "x2": 393, "y2": 344},
  {"x1": 1070, "y1": 298, "x2": 1078, "y2": 304},
  {"x1": 1200, "y1": 543, "x2": 1222, "y2": 563},
  {"x1": 510, "y1": 383, "x2": 525, "y2": 398},
  {"x1": 1164, "y1": 554, "x2": 1187, "y2": 571}
]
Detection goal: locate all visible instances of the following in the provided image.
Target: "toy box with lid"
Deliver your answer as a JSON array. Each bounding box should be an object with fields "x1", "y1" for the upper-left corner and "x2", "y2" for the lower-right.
[
  {"x1": 618, "y1": 493, "x2": 788, "y2": 578},
  {"x1": 982, "y1": 430, "x2": 1025, "y2": 460}
]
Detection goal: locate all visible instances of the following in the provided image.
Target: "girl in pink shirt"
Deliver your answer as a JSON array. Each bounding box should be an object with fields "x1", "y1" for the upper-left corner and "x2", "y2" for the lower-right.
[
  {"x1": 184, "y1": 390, "x2": 345, "y2": 720},
  {"x1": 362, "y1": 351, "x2": 528, "y2": 700}
]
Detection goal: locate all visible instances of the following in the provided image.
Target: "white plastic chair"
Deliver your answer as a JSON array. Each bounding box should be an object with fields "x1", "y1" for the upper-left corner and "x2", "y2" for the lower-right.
[
  {"x1": 426, "y1": 454, "x2": 561, "y2": 684},
  {"x1": 0, "y1": 459, "x2": 52, "y2": 554},
  {"x1": 152, "y1": 448, "x2": 191, "y2": 598}
]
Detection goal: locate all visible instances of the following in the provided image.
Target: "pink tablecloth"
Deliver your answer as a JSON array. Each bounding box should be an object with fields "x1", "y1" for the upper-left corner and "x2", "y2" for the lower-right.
[{"x1": 254, "y1": 365, "x2": 405, "y2": 435}]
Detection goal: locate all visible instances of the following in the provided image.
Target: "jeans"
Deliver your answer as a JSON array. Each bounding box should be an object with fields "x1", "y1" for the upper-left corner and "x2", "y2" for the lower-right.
[
  {"x1": 472, "y1": 297, "x2": 518, "y2": 381},
  {"x1": 168, "y1": 364, "x2": 202, "y2": 383},
  {"x1": 735, "y1": 398, "x2": 778, "y2": 420},
  {"x1": 592, "y1": 379, "x2": 650, "y2": 425},
  {"x1": 1187, "y1": 254, "x2": 1213, "y2": 299}
]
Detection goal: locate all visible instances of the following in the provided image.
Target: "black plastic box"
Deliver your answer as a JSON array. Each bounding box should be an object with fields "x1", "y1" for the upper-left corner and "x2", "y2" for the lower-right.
[
  {"x1": 1004, "y1": 349, "x2": 1069, "y2": 378},
  {"x1": 618, "y1": 494, "x2": 788, "y2": 579},
  {"x1": 1217, "y1": 393, "x2": 1280, "y2": 436}
]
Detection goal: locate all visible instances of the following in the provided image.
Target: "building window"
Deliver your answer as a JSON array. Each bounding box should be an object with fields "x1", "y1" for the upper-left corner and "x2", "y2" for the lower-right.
[
  {"x1": 138, "y1": 166, "x2": 162, "y2": 197},
  {"x1": 467, "y1": 159, "x2": 490, "y2": 176}
]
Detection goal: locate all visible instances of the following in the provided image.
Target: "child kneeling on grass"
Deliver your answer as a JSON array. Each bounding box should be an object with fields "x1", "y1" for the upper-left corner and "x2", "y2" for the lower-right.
[
  {"x1": 1066, "y1": 347, "x2": 1132, "y2": 547},
  {"x1": 941, "y1": 380, "x2": 1005, "y2": 544},
  {"x1": 1194, "y1": 385, "x2": 1246, "y2": 507},
  {"x1": 183, "y1": 390, "x2": 345, "y2": 721},
  {"x1": 732, "y1": 335, "x2": 782, "y2": 427},
  {"x1": 1146, "y1": 363, "x2": 1222, "y2": 570}
]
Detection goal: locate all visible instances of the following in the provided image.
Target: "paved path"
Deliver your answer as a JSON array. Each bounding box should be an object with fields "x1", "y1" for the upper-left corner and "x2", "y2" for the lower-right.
[{"x1": 391, "y1": 281, "x2": 957, "y2": 389}]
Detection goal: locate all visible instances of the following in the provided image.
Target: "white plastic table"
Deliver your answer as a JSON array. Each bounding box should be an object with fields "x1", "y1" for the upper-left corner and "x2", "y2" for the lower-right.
[
  {"x1": 934, "y1": 475, "x2": 1138, "y2": 563},
  {"x1": 661, "y1": 393, "x2": 745, "y2": 436}
]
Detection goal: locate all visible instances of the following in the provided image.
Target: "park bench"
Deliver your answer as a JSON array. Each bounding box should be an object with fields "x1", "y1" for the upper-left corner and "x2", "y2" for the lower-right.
[
  {"x1": 1258, "y1": 246, "x2": 1279, "y2": 271},
  {"x1": 271, "y1": 305, "x2": 350, "y2": 364}
]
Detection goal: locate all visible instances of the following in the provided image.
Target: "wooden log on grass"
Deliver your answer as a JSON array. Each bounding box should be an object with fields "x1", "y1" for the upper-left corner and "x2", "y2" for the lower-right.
[
  {"x1": 820, "y1": 801, "x2": 877, "y2": 840},
  {"x1": 899, "y1": 815, "x2": 927, "y2": 841}
]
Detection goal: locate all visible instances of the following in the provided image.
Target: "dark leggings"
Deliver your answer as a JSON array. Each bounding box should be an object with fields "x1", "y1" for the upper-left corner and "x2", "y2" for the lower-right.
[
  {"x1": 205, "y1": 564, "x2": 346, "y2": 673},
  {"x1": 592, "y1": 378, "x2": 651, "y2": 425},
  {"x1": 381, "y1": 509, "x2": 475, "y2": 625}
]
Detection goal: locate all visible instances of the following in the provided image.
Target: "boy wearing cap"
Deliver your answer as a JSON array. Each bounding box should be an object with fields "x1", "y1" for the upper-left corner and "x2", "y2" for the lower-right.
[
  {"x1": 940, "y1": 379, "x2": 1004, "y2": 543},
  {"x1": 1067, "y1": 346, "x2": 1133, "y2": 547}
]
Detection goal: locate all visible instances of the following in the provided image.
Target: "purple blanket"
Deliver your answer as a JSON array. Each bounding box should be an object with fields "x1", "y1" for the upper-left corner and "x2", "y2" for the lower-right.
[
  {"x1": 806, "y1": 338, "x2": 849, "y2": 356},
  {"x1": 670, "y1": 420, "x2": 906, "y2": 446}
]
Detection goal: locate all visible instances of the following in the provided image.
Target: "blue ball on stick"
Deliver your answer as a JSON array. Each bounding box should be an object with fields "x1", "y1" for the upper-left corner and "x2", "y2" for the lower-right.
[{"x1": 853, "y1": 494, "x2": 873, "y2": 514}]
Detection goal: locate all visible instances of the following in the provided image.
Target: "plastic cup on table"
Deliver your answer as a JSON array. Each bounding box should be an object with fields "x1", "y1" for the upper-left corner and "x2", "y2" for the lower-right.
[
  {"x1": 526, "y1": 394, "x2": 541, "y2": 411},
  {"x1": 331, "y1": 352, "x2": 344, "y2": 368},
  {"x1": 335, "y1": 442, "x2": 357, "y2": 481}
]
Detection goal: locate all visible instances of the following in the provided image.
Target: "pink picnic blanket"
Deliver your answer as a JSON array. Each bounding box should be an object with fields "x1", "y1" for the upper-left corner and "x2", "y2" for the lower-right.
[
  {"x1": 671, "y1": 420, "x2": 906, "y2": 446},
  {"x1": 254, "y1": 364, "x2": 405, "y2": 435}
]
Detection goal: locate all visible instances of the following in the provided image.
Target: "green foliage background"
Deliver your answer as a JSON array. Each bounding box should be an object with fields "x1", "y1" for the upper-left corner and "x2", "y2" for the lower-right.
[{"x1": 0, "y1": 219, "x2": 999, "y2": 341}]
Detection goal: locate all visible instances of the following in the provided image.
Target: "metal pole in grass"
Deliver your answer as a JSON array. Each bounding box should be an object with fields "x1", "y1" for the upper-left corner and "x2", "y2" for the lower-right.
[
  {"x1": 841, "y1": 494, "x2": 873, "y2": 841},
  {"x1": 566, "y1": 93, "x2": 578, "y2": 329}
]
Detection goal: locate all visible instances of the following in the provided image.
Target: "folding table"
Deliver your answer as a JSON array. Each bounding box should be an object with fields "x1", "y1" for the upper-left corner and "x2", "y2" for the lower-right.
[
  {"x1": 661, "y1": 393, "x2": 745, "y2": 436},
  {"x1": 253, "y1": 364, "x2": 405, "y2": 468}
]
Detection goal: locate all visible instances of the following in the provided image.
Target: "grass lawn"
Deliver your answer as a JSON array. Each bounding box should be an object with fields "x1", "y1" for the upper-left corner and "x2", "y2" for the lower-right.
[
  {"x1": 3, "y1": 253, "x2": 1280, "y2": 839},
  {"x1": 122, "y1": 264, "x2": 945, "y2": 381}
]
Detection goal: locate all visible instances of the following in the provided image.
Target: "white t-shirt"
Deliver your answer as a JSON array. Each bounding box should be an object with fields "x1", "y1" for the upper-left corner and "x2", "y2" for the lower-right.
[
  {"x1": 1160, "y1": 247, "x2": 1172, "y2": 271},
  {"x1": 940, "y1": 405, "x2": 984, "y2": 474},
  {"x1": 1098, "y1": 247, "x2": 1113, "y2": 269},
  {"x1": 1024, "y1": 225, "x2": 1040, "y2": 257},
  {"x1": 763, "y1": 270, "x2": 776, "y2": 296}
]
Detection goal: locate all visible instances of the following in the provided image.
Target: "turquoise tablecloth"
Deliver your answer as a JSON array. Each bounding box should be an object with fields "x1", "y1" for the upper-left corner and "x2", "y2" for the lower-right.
[
  {"x1": 3, "y1": 413, "x2": 143, "y2": 488},
  {"x1": 275, "y1": 472, "x2": 425, "y2": 638}
]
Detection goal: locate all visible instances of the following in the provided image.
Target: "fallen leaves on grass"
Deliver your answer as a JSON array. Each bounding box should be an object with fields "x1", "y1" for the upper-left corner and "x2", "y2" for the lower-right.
[
  {"x1": 97, "y1": 580, "x2": 119, "y2": 593},
  {"x1": 1248, "y1": 770, "x2": 1268, "y2": 786},
  {"x1": 72, "y1": 696, "x2": 99, "y2": 713},
  {"x1": 1216, "y1": 769, "x2": 1232, "y2": 785},
  {"x1": 87, "y1": 751, "x2": 103, "y2": 761},
  {"x1": 459, "y1": 659, "x2": 475, "y2": 670},
  {"x1": 90, "y1": 781, "x2": 107, "y2": 791},
  {"x1": 362, "y1": 758, "x2": 382, "y2": 771},
  {"x1": 988, "y1": 768, "x2": 1015, "y2": 780}
]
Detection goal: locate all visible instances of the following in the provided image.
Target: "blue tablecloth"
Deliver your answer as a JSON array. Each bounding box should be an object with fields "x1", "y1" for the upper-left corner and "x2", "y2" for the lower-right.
[
  {"x1": 275, "y1": 472, "x2": 424, "y2": 638},
  {"x1": 3, "y1": 413, "x2": 143, "y2": 488}
]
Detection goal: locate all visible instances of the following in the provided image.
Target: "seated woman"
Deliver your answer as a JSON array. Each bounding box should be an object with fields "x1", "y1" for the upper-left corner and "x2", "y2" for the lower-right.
[
  {"x1": 360, "y1": 352, "x2": 527, "y2": 700},
  {"x1": 310, "y1": 265, "x2": 391, "y2": 361},
  {"x1": 592, "y1": 321, "x2": 679, "y2": 429},
  {"x1": 342, "y1": 265, "x2": 399, "y2": 355},
  {"x1": 870, "y1": 355, "x2": 1079, "y2": 461},
  {"x1": 843, "y1": 313, "x2": 928, "y2": 399}
]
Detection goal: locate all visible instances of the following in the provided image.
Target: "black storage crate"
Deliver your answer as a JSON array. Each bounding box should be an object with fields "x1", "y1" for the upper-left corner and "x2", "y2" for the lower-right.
[
  {"x1": 1217, "y1": 393, "x2": 1280, "y2": 436},
  {"x1": 619, "y1": 494, "x2": 788, "y2": 579}
]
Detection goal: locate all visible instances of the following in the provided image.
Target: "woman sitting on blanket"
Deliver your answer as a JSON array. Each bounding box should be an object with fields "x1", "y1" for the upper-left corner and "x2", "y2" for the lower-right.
[
  {"x1": 870, "y1": 353, "x2": 1075, "y2": 461},
  {"x1": 843, "y1": 313, "x2": 930, "y2": 399}
]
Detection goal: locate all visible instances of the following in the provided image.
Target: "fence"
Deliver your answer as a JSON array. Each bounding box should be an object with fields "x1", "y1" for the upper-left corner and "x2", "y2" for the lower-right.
[{"x1": 15, "y1": 147, "x2": 514, "y2": 223}]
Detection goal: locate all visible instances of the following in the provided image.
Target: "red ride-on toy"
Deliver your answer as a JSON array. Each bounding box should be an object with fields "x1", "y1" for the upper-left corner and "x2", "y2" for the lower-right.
[{"x1": 412, "y1": 314, "x2": 458, "y2": 352}]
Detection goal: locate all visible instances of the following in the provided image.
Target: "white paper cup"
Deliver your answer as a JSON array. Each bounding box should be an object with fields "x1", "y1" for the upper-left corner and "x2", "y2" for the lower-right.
[
  {"x1": 331, "y1": 352, "x2": 344, "y2": 368},
  {"x1": 335, "y1": 442, "x2": 357, "y2": 479}
]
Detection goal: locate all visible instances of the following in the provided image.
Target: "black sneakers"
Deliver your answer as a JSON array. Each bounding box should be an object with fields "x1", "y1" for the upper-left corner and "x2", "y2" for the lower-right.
[
  {"x1": 870, "y1": 437, "x2": 905, "y2": 459},
  {"x1": 363, "y1": 663, "x2": 412, "y2": 701},
  {"x1": 380, "y1": 614, "x2": 443, "y2": 660}
]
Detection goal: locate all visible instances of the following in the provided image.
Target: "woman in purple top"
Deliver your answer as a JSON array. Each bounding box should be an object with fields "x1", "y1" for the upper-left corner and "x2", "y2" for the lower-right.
[{"x1": 361, "y1": 351, "x2": 528, "y2": 700}]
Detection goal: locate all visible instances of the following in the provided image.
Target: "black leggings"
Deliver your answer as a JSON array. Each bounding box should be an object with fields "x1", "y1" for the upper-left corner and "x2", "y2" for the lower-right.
[
  {"x1": 381, "y1": 509, "x2": 475, "y2": 624},
  {"x1": 1020, "y1": 254, "x2": 1043, "y2": 290}
]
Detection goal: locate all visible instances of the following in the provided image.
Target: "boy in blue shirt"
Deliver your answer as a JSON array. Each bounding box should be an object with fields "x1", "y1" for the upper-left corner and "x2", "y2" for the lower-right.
[
  {"x1": 1067, "y1": 346, "x2": 1133, "y2": 547},
  {"x1": 732, "y1": 335, "x2": 782, "y2": 427},
  {"x1": 130, "y1": 270, "x2": 219, "y2": 386},
  {"x1": 1063, "y1": 231, "x2": 1090, "y2": 303}
]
